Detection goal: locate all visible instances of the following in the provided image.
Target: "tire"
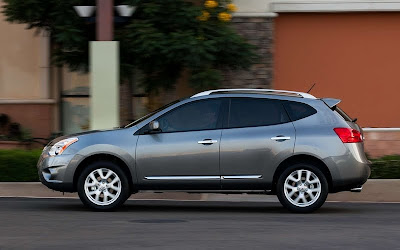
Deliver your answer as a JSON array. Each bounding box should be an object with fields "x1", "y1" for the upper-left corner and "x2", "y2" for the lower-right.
[
  {"x1": 276, "y1": 162, "x2": 328, "y2": 213},
  {"x1": 77, "y1": 160, "x2": 130, "y2": 211}
]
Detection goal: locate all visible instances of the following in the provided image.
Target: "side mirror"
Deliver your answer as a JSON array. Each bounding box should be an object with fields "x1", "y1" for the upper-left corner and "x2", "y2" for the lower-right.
[{"x1": 149, "y1": 120, "x2": 160, "y2": 131}]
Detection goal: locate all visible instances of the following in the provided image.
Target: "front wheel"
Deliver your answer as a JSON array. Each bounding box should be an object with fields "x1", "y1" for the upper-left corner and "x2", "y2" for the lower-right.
[
  {"x1": 77, "y1": 161, "x2": 130, "y2": 211},
  {"x1": 276, "y1": 163, "x2": 328, "y2": 213}
]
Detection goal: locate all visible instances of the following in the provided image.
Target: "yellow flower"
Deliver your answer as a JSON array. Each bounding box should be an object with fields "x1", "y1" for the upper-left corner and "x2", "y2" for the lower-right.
[
  {"x1": 198, "y1": 10, "x2": 210, "y2": 21},
  {"x1": 227, "y1": 3, "x2": 237, "y2": 12},
  {"x1": 218, "y1": 12, "x2": 232, "y2": 22},
  {"x1": 205, "y1": 0, "x2": 218, "y2": 8}
]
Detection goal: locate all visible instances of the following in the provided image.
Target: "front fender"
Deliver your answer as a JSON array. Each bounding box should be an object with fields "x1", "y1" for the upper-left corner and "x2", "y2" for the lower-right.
[{"x1": 63, "y1": 144, "x2": 137, "y2": 188}]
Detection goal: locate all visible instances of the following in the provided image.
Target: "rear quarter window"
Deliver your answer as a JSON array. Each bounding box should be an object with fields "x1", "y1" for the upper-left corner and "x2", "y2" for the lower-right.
[
  {"x1": 334, "y1": 106, "x2": 353, "y2": 122},
  {"x1": 283, "y1": 101, "x2": 317, "y2": 121}
]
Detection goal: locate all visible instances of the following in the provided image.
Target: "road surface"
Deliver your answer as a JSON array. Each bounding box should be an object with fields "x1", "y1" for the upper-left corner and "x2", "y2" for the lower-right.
[{"x1": 0, "y1": 198, "x2": 399, "y2": 249}]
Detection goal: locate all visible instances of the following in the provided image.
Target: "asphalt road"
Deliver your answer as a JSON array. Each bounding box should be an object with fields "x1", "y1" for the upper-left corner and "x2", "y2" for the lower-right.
[{"x1": 0, "y1": 198, "x2": 399, "y2": 249}]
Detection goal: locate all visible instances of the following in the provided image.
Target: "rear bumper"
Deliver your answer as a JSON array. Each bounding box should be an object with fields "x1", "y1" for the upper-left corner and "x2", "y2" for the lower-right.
[
  {"x1": 325, "y1": 143, "x2": 371, "y2": 193},
  {"x1": 332, "y1": 170, "x2": 370, "y2": 193}
]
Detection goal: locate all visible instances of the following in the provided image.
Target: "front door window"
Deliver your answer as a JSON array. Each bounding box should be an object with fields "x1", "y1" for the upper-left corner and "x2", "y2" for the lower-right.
[{"x1": 157, "y1": 99, "x2": 222, "y2": 133}]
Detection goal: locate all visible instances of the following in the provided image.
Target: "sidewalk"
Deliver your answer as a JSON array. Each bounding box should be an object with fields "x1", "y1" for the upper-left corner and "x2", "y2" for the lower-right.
[{"x1": 0, "y1": 179, "x2": 398, "y2": 203}]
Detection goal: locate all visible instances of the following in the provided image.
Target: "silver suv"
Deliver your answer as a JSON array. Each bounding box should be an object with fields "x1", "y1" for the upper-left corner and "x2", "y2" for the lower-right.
[{"x1": 37, "y1": 89, "x2": 370, "y2": 212}]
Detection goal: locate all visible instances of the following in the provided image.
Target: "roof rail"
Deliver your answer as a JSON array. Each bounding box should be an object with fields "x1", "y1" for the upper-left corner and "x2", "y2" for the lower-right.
[{"x1": 191, "y1": 89, "x2": 316, "y2": 99}]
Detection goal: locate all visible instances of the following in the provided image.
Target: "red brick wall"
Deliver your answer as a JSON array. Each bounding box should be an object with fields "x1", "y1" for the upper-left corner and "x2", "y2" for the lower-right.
[
  {"x1": 0, "y1": 104, "x2": 53, "y2": 139},
  {"x1": 364, "y1": 131, "x2": 400, "y2": 158}
]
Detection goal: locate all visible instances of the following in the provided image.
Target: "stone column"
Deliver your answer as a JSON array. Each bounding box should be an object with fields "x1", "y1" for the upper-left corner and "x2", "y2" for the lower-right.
[
  {"x1": 90, "y1": 41, "x2": 119, "y2": 130},
  {"x1": 222, "y1": 15, "x2": 276, "y2": 89}
]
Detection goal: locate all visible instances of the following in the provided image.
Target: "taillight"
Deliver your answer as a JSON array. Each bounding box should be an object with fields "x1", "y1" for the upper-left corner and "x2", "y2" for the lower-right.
[{"x1": 333, "y1": 128, "x2": 363, "y2": 143}]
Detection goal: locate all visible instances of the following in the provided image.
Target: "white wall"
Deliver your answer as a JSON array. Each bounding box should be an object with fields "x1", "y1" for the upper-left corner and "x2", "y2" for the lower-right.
[
  {"x1": 233, "y1": 0, "x2": 271, "y2": 13},
  {"x1": 233, "y1": 0, "x2": 400, "y2": 13},
  {"x1": 0, "y1": 0, "x2": 50, "y2": 100}
]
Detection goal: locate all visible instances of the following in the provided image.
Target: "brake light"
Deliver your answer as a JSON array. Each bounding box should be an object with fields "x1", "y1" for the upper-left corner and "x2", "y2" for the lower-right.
[{"x1": 334, "y1": 128, "x2": 363, "y2": 143}]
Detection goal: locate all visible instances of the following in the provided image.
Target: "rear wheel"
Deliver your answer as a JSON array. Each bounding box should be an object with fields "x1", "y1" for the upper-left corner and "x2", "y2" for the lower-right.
[
  {"x1": 77, "y1": 161, "x2": 130, "y2": 211},
  {"x1": 277, "y1": 163, "x2": 328, "y2": 213}
]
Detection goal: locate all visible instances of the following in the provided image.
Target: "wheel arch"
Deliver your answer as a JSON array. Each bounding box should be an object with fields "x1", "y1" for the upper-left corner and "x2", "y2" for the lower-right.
[
  {"x1": 73, "y1": 153, "x2": 136, "y2": 193},
  {"x1": 272, "y1": 154, "x2": 333, "y2": 192}
]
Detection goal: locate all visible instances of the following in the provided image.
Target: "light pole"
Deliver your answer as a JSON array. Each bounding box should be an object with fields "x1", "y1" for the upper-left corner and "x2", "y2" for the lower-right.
[{"x1": 74, "y1": 1, "x2": 136, "y2": 130}]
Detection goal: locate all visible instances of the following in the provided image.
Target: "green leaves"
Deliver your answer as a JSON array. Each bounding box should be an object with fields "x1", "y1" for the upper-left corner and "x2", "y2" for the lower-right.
[
  {"x1": 370, "y1": 155, "x2": 400, "y2": 179},
  {"x1": 2, "y1": 0, "x2": 257, "y2": 92},
  {"x1": 190, "y1": 68, "x2": 222, "y2": 90},
  {"x1": 0, "y1": 149, "x2": 42, "y2": 182}
]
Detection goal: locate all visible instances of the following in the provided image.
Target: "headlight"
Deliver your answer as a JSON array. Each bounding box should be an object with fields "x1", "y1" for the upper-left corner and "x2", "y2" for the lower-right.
[{"x1": 48, "y1": 138, "x2": 78, "y2": 156}]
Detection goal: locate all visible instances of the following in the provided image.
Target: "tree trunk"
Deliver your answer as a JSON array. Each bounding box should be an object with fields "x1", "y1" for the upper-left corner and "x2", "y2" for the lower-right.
[{"x1": 119, "y1": 78, "x2": 133, "y2": 126}]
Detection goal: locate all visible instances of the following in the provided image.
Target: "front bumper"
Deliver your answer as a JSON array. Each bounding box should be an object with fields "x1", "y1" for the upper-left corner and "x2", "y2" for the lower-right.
[{"x1": 37, "y1": 153, "x2": 79, "y2": 192}]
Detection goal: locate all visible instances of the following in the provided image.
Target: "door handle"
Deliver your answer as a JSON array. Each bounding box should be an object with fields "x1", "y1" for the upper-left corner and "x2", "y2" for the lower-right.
[
  {"x1": 198, "y1": 139, "x2": 218, "y2": 145},
  {"x1": 271, "y1": 136, "x2": 291, "y2": 141}
]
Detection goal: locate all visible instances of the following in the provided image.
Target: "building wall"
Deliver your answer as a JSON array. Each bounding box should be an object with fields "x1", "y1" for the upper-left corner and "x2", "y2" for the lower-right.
[
  {"x1": 0, "y1": 1, "x2": 44, "y2": 99},
  {"x1": 0, "y1": 103, "x2": 52, "y2": 139},
  {"x1": 364, "y1": 131, "x2": 400, "y2": 158},
  {"x1": 0, "y1": 0, "x2": 53, "y2": 139},
  {"x1": 222, "y1": 17, "x2": 274, "y2": 89},
  {"x1": 233, "y1": 0, "x2": 270, "y2": 13},
  {"x1": 1, "y1": 0, "x2": 399, "y2": 156},
  {"x1": 60, "y1": 67, "x2": 90, "y2": 135},
  {"x1": 274, "y1": 12, "x2": 400, "y2": 128},
  {"x1": 234, "y1": 0, "x2": 400, "y2": 13},
  {"x1": 234, "y1": 0, "x2": 400, "y2": 157}
]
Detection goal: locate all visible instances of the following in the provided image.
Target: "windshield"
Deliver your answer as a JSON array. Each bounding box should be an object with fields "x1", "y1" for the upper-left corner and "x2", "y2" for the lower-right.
[{"x1": 124, "y1": 98, "x2": 185, "y2": 128}]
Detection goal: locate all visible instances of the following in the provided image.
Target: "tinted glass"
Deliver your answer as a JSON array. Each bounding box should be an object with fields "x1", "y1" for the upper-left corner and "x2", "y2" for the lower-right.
[
  {"x1": 125, "y1": 99, "x2": 183, "y2": 128},
  {"x1": 334, "y1": 106, "x2": 353, "y2": 122},
  {"x1": 228, "y1": 98, "x2": 290, "y2": 128},
  {"x1": 157, "y1": 99, "x2": 222, "y2": 133},
  {"x1": 284, "y1": 101, "x2": 317, "y2": 121}
]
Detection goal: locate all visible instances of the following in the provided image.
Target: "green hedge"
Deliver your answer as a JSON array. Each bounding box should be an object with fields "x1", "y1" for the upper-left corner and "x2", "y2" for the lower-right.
[
  {"x1": 370, "y1": 155, "x2": 400, "y2": 179},
  {"x1": 0, "y1": 150, "x2": 399, "y2": 181},
  {"x1": 0, "y1": 149, "x2": 41, "y2": 181}
]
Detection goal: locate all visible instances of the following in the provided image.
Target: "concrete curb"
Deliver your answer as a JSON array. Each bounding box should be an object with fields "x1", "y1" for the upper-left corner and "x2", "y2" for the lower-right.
[{"x1": 0, "y1": 179, "x2": 398, "y2": 203}]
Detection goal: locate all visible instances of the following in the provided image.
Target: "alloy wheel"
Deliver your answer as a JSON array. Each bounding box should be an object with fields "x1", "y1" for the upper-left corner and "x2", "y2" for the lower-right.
[
  {"x1": 84, "y1": 168, "x2": 122, "y2": 206},
  {"x1": 283, "y1": 169, "x2": 322, "y2": 207}
]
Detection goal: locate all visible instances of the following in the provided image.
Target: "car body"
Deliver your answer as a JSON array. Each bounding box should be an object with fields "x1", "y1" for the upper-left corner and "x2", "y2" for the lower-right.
[{"x1": 37, "y1": 88, "x2": 370, "y2": 212}]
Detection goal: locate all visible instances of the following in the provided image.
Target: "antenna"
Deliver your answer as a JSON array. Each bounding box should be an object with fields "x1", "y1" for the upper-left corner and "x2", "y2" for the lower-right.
[{"x1": 307, "y1": 83, "x2": 316, "y2": 93}]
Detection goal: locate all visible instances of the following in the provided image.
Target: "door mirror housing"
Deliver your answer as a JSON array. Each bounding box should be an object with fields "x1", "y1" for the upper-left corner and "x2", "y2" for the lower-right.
[{"x1": 149, "y1": 120, "x2": 160, "y2": 131}]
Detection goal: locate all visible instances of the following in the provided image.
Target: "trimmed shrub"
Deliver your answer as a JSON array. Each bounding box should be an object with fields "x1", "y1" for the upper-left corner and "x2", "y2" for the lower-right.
[
  {"x1": 0, "y1": 149, "x2": 41, "y2": 181},
  {"x1": 0, "y1": 150, "x2": 399, "y2": 181},
  {"x1": 370, "y1": 155, "x2": 400, "y2": 179}
]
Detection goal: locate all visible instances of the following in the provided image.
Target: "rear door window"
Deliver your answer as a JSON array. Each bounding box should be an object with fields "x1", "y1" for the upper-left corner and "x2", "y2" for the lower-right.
[
  {"x1": 283, "y1": 101, "x2": 317, "y2": 121},
  {"x1": 228, "y1": 98, "x2": 290, "y2": 128}
]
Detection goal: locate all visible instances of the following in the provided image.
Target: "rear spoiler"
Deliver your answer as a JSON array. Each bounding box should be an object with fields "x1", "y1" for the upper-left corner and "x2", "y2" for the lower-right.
[{"x1": 321, "y1": 98, "x2": 341, "y2": 109}]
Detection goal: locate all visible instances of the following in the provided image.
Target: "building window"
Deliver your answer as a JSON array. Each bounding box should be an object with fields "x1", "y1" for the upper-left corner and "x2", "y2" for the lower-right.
[{"x1": 60, "y1": 68, "x2": 90, "y2": 135}]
